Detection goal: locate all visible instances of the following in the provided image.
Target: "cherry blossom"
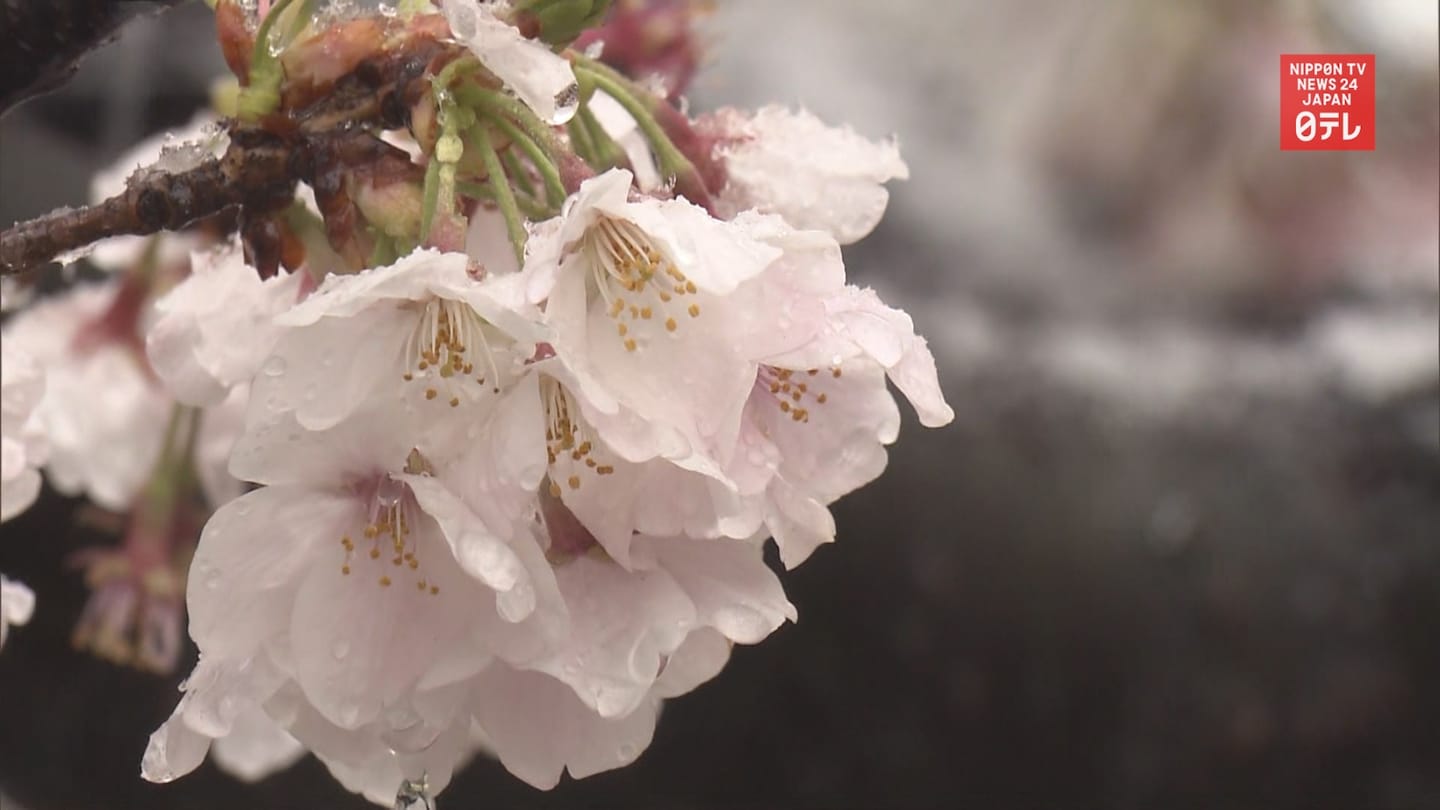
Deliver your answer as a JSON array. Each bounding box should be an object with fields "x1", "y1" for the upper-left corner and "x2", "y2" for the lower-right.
[
  {"x1": 190, "y1": 405, "x2": 546, "y2": 734},
  {"x1": 0, "y1": 3, "x2": 958, "y2": 804},
  {"x1": 2, "y1": 280, "x2": 170, "y2": 510},
  {"x1": 699, "y1": 105, "x2": 910, "y2": 244},
  {"x1": 146, "y1": 241, "x2": 307, "y2": 407},
  {"x1": 1, "y1": 339, "x2": 47, "y2": 521},
  {"x1": 0, "y1": 575, "x2": 35, "y2": 650}
]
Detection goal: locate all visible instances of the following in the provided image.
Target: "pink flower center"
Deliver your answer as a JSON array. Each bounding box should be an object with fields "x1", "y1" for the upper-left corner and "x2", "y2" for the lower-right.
[
  {"x1": 541, "y1": 376, "x2": 616, "y2": 496},
  {"x1": 340, "y1": 475, "x2": 440, "y2": 596},
  {"x1": 584, "y1": 217, "x2": 702, "y2": 352},
  {"x1": 400, "y1": 297, "x2": 506, "y2": 407},
  {"x1": 755, "y1": 364, "x2": 839, "y2": 424}
]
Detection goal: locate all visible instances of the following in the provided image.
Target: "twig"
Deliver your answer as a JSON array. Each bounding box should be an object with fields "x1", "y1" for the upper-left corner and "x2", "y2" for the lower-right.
[
  {"x1": 0, "y1": 130, "x2": 294, "y2": 276},
  {"x1": 0, "y1": 35, "x2": 459, "y2": 276}
]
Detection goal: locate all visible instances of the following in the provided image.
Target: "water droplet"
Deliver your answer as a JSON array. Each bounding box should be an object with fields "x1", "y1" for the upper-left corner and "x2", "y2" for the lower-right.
[
  {"x1": 550, "y1": 83, "x2": 580, "y2": 125},
  {"x1": 332, "y1": 639, "x2": 351, "y2": 661},
  {"x1": 262, "y1": 356, "x2": 287, "y2": 376},
  {"x1": 382, "y1": 704, "x2": 440, "y2": 754},
  {"x1": 617, "y1": 742, "x2": 638, "y2": 761}
]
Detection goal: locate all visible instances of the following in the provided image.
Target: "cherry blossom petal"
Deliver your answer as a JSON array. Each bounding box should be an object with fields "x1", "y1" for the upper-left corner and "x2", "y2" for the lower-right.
[
  {"x1": 210, "y1": 705, "x2": 306, "y2": 782},
  {"x1": 703, "y1": 105, "x2": 909, "y2": 244},
  {"x1": 653, "y1": 627, "x2": 732, "y2": 699},
  {"x1": 534, "y1": 555, "x2": 695, "y2": 718},
  {"x1": 146, "y1": 244, "x2": 303, "y2": 406},
  {"x1": 400, "y1": 473, "x2": 534, "y2": 621},
  {"x1": 443, "y1": 1, "x2": 580, "y2": 125},
  {"x1": 0, "y1": 575, "x2": 35, "y2": 649},
  {"x1": 187, "y1": 486, "x2": 354, "y2": 660},
  {"x1": 471, "y1": 664, "x2": 660, "y2": 790},
  {"x1": 640, "y1": 536, "x2": 796, "y2": 644}
]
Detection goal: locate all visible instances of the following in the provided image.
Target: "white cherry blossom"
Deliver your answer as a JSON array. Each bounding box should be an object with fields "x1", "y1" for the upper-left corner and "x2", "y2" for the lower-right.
[
  {"x1": 1, "y1": 340, "x2": 47, "y2": 521},
  {"x1": 521, "y1": 170, "x2": 779, "y2": 536},
  {"x1": 733, "y1": 285, "x2": 953, "y2": 569},
  {"x1": 700, "y1": 105, "x2": 910, "y2": 244},
  {"x1": 0, "y1": 575, "x2": 35, "y2": 650},
  {"x1": 2, "y1": 281, "x2": 170, "y2": 510},
  {"x1": 146, "y1": 242, "x2": 307, "y2": 407},
  {"x1": 188, "y1": 397, "x2": 551, "y2": 737},
  {"x1": 210, "y1": 703, "x2": 307, "y2": 782},
  {"x1": 253, "y1": 248, "x2": 541, "y2": 431},
  {"x1": 526, "y1": 200, "x2": 851, "y2": 565},
  {"x1": 471, "y1": 526, "x2": 792, "y2": 788}
]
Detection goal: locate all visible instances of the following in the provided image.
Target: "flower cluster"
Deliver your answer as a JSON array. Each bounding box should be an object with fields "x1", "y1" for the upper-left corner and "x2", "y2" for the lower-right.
[{"x1": 1, "y1": 1, "x2": 950, "y2": 804}]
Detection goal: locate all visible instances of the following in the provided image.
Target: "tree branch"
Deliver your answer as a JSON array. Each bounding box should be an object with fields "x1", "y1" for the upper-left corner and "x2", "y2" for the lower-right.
[
  {"x1": 0, "y1": 34, "x2": 460, "y2": 276},
  {"x1": 0, "y1": 130, "x2": 297, "y2": 275}
]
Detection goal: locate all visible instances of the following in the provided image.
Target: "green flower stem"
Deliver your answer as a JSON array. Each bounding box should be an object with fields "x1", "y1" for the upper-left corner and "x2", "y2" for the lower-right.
[
  {"x1": 453, "y1": 85, "x2": 566, "y2": 167},
  {"x1": 238, "y1": 0, "x2": 311, "y2": 121},
  {"x1": 456, "y1": 181, "x2": 551, "y2": 220},
  {"x1": 501, "y1": 150, "x2": 537, "y2": 200},
  {"x1": 419, "y1": 155, "x2": 442, "y2": 243},
  {"x1": 420, "y1": 97, "x2": 473, "y2": 244},
  {"x1": 572, "y1": 58, "x2": 695, "y2": 184},
  {"x1": 431, "y1": 55, "x2": 480, "y2": 94},
  {"x1": 566, "y1": 114, "x2": 599, "y2": 164},
  {"x1": 470, "y1": 125, "x2": 528, "y2": 266},
  {"x1": 576, "y1": 104, "x2": 629, "y2": 172},
  {"x1": 485, "y1": 113, "x2": 566, "y2": 212},
  {"x1": 367, "y1": 229, "x2": 399, "y2": 267},
  {"x1": 140, "y1": 404, "x2": 200, "y2": 521}
]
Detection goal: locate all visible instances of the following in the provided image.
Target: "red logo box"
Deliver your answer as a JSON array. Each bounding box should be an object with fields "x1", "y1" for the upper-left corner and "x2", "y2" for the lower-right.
[{"x1": 1280, "y1": 54, "x2": 1375, "y2": 150}]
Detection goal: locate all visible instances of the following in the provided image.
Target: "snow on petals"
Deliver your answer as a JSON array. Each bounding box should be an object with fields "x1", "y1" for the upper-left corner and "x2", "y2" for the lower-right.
[
  {"x1": 701, "y1": 105, "x2": 910, "y2": 245},
  {"x1": 443, "y1": 0, "x2": 580, "y2": 125}
]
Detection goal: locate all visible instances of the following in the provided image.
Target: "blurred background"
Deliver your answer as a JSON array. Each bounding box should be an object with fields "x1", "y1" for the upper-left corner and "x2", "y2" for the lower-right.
[{"x1": 1, "y1": 1, "x2": 1437, "y2": 808}]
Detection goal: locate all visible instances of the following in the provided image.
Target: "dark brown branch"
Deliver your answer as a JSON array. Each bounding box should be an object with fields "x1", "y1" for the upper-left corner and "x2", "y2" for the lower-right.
[
  {"x1": 1, "y1": 131, "x2": 294, "y2": 275},
  {"x1": 0, "y1": 32, "x2": 468, "y2": 276}
]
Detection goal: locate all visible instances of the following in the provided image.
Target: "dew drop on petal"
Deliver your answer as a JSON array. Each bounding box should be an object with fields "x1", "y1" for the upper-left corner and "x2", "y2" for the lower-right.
[
  {"x1": 551, "y1": 83, "x2": 580, "y2": 125},
  {"x1": 331, "y1": 639, "x2": 350, "y2": 661},
  {"x1": 617, "y1": 742, "x2": 638, "y2": 762},
  {"x1": 261, "y1": 356, "x2": 287, "y2": 377}
]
